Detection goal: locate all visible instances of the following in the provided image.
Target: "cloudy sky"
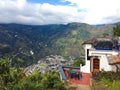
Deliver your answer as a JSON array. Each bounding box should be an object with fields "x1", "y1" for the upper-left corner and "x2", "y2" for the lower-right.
[{"x1": 0, "y1": 0, "x2": 120, "y2": 25}]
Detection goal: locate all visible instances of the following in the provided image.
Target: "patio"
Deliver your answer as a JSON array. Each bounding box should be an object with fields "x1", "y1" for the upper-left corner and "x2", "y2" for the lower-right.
[{"x1": 64, "y1": 68, "x2": 92, "y2": 85}]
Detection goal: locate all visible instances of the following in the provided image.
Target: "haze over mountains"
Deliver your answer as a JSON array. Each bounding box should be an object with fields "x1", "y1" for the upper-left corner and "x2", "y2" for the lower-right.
[{"x1": 0, "y1": 22, "x2": 117, "y2": 66}]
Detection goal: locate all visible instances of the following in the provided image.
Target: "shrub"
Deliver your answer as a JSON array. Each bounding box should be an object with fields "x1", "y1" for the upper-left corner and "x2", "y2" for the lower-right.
[{"x1": 93, "y1": 71, "x2": 120, "y2": 90}]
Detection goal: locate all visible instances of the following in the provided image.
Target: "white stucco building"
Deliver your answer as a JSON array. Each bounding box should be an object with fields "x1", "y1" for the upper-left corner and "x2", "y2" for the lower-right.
[{"x1": 81, "y1": 37, "x2": 120, "y2": 73}]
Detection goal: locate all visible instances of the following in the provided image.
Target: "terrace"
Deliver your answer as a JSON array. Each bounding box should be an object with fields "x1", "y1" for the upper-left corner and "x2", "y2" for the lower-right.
[{"x1": 59, "y1": 65, "x2": 92, "y2": 85}]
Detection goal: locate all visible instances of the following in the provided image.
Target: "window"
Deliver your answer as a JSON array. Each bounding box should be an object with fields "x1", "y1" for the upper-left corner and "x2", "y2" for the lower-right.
[
  {"x1": 87, "y1": 49, "x2": 90, "y2": 60},
  {"x1": 95, "y1": 41, "x2": 113, "y2": 50}
]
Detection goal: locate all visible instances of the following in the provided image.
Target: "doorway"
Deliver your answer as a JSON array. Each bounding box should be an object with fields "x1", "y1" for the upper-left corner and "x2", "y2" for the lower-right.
[{"x1": 93, "y1": 58, "x2": 100, "y2": 72}]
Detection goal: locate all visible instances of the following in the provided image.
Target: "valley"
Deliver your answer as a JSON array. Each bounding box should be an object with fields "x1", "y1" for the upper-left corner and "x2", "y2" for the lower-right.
[{"x1": 0, "y1": 23, "x2": 115, "y2": 66}]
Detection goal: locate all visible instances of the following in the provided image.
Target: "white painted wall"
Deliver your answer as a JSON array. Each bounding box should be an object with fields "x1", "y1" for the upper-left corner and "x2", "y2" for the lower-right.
[
  {"x1": 89, "y1": 50, "x2": 118, "y2": 56},
  {"x1": 81, "y1": 60, "x2": 90, "y2": 73},
  {"x1": 89, "y1": 50, "x2": 118, "y2": 72},
  {"x1": 85, "y1": 44, "x2": 92, "y2": 62},
  {"x1": 100, "y1": 55, "x2": 112, "y2": 71},
  {"x1": 81, "y1": 44, "x2": 119, "y2": 73},
  {"x1": 81, "y1": 44, "x2": 92, "y2": 73}
]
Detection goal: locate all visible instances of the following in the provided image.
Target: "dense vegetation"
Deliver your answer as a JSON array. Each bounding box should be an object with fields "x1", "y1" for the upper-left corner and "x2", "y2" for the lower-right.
[
  {"x1": 0, "y1": 23, "x2": 115, "y2": 66},
  {"x1": 72, "y1": 59, "x2": 85, "y2": 67},
  {"x1": 0, "y1": 58, "x2": 66, "y2": 90},
  {"x1": 92, "y1": 71, "x2": 120, "y2": 90},
  {"x1": 113, "y1": 24, "x2": 120, "y2": 36}
]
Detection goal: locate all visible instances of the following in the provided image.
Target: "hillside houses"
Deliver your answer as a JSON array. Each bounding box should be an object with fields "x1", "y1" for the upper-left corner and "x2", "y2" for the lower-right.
[{"x1": 24, "y1": 55, "x2": 73, "y2": 76}]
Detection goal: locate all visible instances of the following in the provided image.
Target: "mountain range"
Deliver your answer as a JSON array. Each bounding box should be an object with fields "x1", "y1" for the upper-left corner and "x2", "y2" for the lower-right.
[{"x1": 0, "y1": 23, "x2": 116, "y2": 66}]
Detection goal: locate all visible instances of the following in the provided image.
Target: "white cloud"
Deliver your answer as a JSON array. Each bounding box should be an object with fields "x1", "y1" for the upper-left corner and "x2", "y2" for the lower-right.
[
  {"x1": 63, "y1": 0, "x2": 120, "y2": 24},
  {"x1": 0, "y1": 0, "x2": 120, "y2": 25}
]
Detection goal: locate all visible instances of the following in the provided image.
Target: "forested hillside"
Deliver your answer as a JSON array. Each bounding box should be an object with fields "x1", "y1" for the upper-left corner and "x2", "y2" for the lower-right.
[{"x1": 0, "y1": 23, "x2": 115, "y2": 66}]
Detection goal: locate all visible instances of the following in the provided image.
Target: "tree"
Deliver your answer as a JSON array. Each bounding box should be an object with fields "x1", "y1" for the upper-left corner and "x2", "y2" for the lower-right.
[
  {"x1": 0, "y1": 58, "x2": 11, "y2": 89},
  {"x1": 0, "y1": 57, "x2": 66, "y2": 90},
  {"x1": 102, "y1": 33, "x2": 109, "y2": 37},
  {"x1": 73, "y1": 59, "x2": 85, "y2": 67},
  {"x1": 17, "y1": 58, "x2": 24, "y2": 67},
  {"x1": 0, "y1": 58, "x2": 24, "y2": 89},
  {"x1": 113, "y1": 24, "x2": 120, "y2": 36}
]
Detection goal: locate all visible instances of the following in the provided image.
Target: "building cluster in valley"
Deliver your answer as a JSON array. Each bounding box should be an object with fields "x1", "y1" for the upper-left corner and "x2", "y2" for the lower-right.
[{"x1": 24, "y1": 55, "x2": 73, "y2": 76}]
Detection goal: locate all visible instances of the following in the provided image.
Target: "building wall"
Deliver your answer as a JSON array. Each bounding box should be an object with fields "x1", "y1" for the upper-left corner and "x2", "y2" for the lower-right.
[
  {"x1": 81, "y1": 44, "x2": 92, "y2": 73},
  {"x1": 100, "y1": 55, "x2": 112, "y2": 71},
  {"x1": 89, "y1": 51, "x2": 118, "y2": 72},
  {"x1": 81, "y1": 44, "x2": 119, "y2": 73},
  {"x1": 85, "y1": 44, "x2": 92, "y2": 62},
  {"x1": 81, "y1": 61, "x2": 90, "y2": 73},
  {"x1": 111, "y1": 64, "x2": 120, "y2": 72}
]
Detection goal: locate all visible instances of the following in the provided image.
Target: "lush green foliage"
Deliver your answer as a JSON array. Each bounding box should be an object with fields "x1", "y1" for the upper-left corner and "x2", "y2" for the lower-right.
[
  {"x1": 92, "y1": 71, "x2": 120, "y2": 90},
  {"x1": 0, "y1": 58, "x2": 66, "y2": 90},
  {"x1": 94, "y1": 71, "x2": 120, "y2": 81},
  {"x1": 72, "y1": 59, "x2": 85, "y2": 67},
  {"x1": 113, "y1": 24, "x2": 120, "y2": 36},
  {"x1": 0, "y1": 23, "x2": 114, "y2": 65}
]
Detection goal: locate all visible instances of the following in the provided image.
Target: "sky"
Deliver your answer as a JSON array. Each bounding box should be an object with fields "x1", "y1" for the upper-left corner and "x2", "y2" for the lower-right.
[{"x1": 0, "y1": 0, "x2": 120, "y2": 25}]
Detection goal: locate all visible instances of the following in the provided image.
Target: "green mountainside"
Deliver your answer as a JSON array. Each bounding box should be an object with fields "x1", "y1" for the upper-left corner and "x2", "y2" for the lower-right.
[{"x1": 0, "y1": 23, "x2": 115, "y2": 66}]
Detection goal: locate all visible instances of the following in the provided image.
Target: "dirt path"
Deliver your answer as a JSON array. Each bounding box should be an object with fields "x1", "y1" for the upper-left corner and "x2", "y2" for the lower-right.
[{"x1": 66, "y1": 82, "x2": 91, "y2": 90}]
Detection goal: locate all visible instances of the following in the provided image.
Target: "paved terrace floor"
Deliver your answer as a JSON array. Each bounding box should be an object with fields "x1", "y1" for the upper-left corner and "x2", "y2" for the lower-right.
[{"x1": 64, "y1": 68, "x2": 92, "y2": 85}]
